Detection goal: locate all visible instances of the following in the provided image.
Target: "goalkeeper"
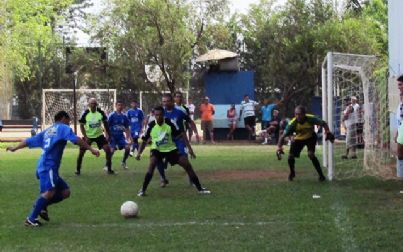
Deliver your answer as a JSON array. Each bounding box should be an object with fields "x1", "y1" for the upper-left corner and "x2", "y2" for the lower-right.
[{"x1": 276, "y1": 105, "x2": 334, "y2": 182}]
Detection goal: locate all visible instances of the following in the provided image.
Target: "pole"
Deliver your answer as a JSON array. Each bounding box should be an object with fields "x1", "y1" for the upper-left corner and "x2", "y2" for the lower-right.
[
  {"x1": 326, "y1": 52, "x2": 334, "y2": 180},
  {"x1": 73, "y1": 71, "x2": 78, "y2": 134}
]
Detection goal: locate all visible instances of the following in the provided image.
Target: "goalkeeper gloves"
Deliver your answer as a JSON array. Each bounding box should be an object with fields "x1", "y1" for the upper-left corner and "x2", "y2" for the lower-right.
[{"x1": 325, "y1": 132, "x2": 335, "y2": 143}]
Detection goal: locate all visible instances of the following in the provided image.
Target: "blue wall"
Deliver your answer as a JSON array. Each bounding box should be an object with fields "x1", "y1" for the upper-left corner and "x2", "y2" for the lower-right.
[{"x1": 204, "y1": 71, "x2": 255, "y2": 104}]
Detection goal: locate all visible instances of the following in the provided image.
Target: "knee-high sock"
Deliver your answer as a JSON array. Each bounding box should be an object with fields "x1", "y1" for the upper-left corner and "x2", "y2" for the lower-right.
[
  {"x1": 156, "y1": 161, "x2": 167, "y2": 180},
  {"x1": 29, "y1": 196, "x2": 48, "y2": 221},
  {"x1": 142, "y1": 172, "x2": 153, "y2": 192},
  {"x1": 122, "y1": 149, "x2": 130, "y2": 163},
  {"x1": 184, "y1": 164, "x2": 203, "y2": 191},
  {"x1": 311, "y1": 156, "x2": 324, "y2": 177},
  {"x1": 288, "y1": 158, "x2": 295, "y2": 174}
]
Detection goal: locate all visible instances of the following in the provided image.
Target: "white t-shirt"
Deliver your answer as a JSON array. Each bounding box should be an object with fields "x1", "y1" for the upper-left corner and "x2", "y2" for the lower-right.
[
  {"x1": 240, "y1": 100, "x2": 258, "y2": 117},
  {"x1": 396, "y1": 102, "x2": 403, "y2": 126},
  {"x1": 349, "y1": 103, "x2": 360, "y2": 124},
  {"x1": 187, "y1": 103, "x2": 195, "y2": 120}
]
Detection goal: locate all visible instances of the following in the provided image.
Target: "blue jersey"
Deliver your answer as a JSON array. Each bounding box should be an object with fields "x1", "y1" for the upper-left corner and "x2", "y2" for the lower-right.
[
  {"x1": 108, "y1": 111, "x2": 130, "y2": 138},
  {"x1": 164, "y1": 107, "x2": 190, "y2": 133},
  {"x1": 261, "y1": 104, "x2": 276, "y2": 122},
  {"x1": 26, "y1": 123, "x2": 78, "y2": 174},
  {"x1": 127, "y1": 108, "x2": 144, "y2": 133}
]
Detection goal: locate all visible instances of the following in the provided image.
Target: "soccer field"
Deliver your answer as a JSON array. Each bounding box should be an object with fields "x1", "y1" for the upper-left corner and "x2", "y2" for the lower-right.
[{"x1": 0, "y1": 144, "x2": 402, "y2": 251}]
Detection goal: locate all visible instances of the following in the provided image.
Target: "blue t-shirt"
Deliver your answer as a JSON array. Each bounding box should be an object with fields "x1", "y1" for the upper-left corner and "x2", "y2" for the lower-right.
[
  {"x1": 26, "y1": 123, "x2": 78, "y2": 173},
  {"x1": 261, "y1": 104, "x2": 276, "y2": 122},
  {"x1": 164, "y1": 107, "x2": 190, "y2": 133},
  {"x1": 127, "y1": 108, "x2": 144, "y2": 133},
  {"x1": 108, "y1": 111, "x2": 130, "y2": 138}
]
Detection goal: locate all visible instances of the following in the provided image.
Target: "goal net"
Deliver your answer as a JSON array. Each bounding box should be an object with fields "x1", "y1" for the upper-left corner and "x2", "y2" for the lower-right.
[
  {"x1": 139, "y1": 90, "x2": 189, "y2": 115},
  {"x1": 42, "y1": 89, "x2": 116, "y2": 126},
  {"x1": 322, "y1": 52, "x2": 393, "y2": 180}
]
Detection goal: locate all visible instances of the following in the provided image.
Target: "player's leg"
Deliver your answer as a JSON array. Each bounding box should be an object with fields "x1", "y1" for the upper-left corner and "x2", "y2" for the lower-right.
[
  {"x1": 26, "y1": 170, "x2": 57, "y2": 226},
  {"x1": 307, "y1": 136, "x2": 326, "y2": 181},
  {"x1": 156, "y1": 159, "x2": 169, "y2": 187},
  {"x1": 201, "y1": 121, "x2": 207, "y2": 144},
  {"x1": 121, "y1": 144, "x2": 130, "y2": 169},
  {"x1": 40, "y1": 177, "x2": 70, "y2": 222},
  {"x1": 75, "y1": 138, "x2": 91, "y2": 175},
  {"x1": 138, "y1": 151, "x2": 159, "y2": 196},
  {"x1": 208, "y1": 121, "x2": 215, "y2": 143},
  {"x1": 176, "y1": 155, "x2": 210, "y2": 194},
  {"x1": 131, "y1": 136, "x2": 139, "y2": 155},
  {"x1": 288, "y1": 140, "x2": 304, "y2": 181}
]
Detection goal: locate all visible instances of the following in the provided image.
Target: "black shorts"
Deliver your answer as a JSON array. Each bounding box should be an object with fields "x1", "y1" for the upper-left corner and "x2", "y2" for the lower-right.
[
  {"x1": 150, "y1": 149, "x2": 180, "y2": 166},
  {"x1": 244, "y1": 116, "x2": 256, "y2": 127},
  {"x1": 289, "y1": 135, "x2": 317, "y2": 158},
  {"x1": 80, "y1": 135, "x2": 108, "y2": 150},
  {"x1": 356, "y1": 123, "x2": 363, "y2": 134}
]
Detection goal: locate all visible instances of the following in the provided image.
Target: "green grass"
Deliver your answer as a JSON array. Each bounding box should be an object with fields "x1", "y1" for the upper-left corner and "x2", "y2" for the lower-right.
[{"x1": 0, "y1": 144, "x2": 402, "y2": 251}]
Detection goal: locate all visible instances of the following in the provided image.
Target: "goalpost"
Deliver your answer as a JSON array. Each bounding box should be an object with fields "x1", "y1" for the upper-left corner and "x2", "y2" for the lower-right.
[
  {"x1": 42, "y1": 89, "x2": 116, "y2": 128},
  {"x1": 322, "y1": 52, "x2": 393, "y2": 180}
]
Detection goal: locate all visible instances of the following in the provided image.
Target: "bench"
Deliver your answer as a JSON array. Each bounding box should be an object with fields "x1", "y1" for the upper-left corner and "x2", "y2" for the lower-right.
[{"x1": 1, "y1": 119, "x2": 41, "y2": 132}]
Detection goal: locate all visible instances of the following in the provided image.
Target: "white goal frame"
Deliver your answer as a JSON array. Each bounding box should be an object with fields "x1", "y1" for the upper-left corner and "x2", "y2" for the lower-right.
[
  {"x1": 42, "y1": 89, "x2": 117, "y2": 128},
  {"x1": 322, "y1": 52, "x2": 380, "y2": 180}
]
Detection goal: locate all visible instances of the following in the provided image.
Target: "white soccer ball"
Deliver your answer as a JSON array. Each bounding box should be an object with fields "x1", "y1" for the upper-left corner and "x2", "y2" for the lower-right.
[{"x1": 120, "y1": 201, "x2": 139, "y2": 218}]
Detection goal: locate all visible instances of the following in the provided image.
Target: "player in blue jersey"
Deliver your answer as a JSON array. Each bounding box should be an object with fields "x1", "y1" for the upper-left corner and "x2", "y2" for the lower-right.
[
  {"x1": 126, "y1": 100, "x2": 144, "y2": 157},
  {"x1": 174, "y1": 91, "x2": 200, "y2": 143},
  {"x1": 108, "y1": 101, "x2": 132, "y2": 170},
  {"x1": 6, "y1": 111, "x2": 100, "y2": 227},
  {"x1": 156, "y1": 93, "x2": 196, "y2": 187}
]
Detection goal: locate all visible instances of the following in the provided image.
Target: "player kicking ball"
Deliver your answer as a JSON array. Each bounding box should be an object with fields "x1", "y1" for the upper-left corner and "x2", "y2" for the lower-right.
[
  {"x1": 135, "y1": 106, "x2": 210, "y2": 196},
  {"x1": 6, "y1": 111, "x2": 100, "y2": 227},
  {"x1": 276, "y1": 105, "x2": 335, "y2": 182}
]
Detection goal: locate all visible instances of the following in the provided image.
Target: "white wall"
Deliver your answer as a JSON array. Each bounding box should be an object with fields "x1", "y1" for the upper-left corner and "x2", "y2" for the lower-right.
[{"x1": 389, "y1": 0, "x2": 403, "y2": 76}]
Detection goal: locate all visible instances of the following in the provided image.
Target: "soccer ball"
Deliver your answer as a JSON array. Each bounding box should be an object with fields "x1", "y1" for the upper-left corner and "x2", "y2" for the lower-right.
[{"x1": 120, "y1": 201, "x2": 139, "y2": 218}]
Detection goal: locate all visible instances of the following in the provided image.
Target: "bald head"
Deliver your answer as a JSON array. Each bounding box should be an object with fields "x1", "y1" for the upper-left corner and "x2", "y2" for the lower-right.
[{"x1": 88, "y1": 98, "x2": 98, "y2": 112}]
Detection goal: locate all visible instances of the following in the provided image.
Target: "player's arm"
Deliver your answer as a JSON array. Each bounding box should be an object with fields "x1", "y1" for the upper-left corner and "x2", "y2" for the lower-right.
[
  {"x1": 135, "y1": 122, "x2": 153, "y2": 160},
  {"x1": 78, "y1": 110, "x2": 88, "y2": 140},
  {"x1": 312, "y1": 116, "x2": 334, "y2": 143},
  {"x1": 170, "y1": 119, "x2": 196, "y2": 159},
  {"x1": 102, "y1": 120, "x2": 110, "y2": 141},
  {"x1": 6, "y1": 139, "x2": 28, "y2": 152},
  {"x1": 239, "y1": 104, "x2": 243, "y2": 120},
  {"x1": 80, "y1": 123, "x2": 87, "y2": 139}
]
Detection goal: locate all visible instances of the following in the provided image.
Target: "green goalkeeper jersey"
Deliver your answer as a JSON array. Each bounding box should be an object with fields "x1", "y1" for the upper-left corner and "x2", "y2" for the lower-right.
[{"x1": 79, "y1": 108, "x2": 107, "y2": 138}]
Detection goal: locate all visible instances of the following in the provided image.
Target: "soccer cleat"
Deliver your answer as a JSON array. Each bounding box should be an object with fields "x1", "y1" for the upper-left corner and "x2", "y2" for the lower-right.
[
  {"x1": 39, "y1": 209, "x2": 50, "y2": 222},
  {"x1": 350, "y1": 155, "x2": 358, "y2": 159},
  {"x1": 137, "y1": 190, "x2": 146, "y2": 197},
  {"x1": 288, "y1": 172, "x2": 295, "y2": 181},
  {"x1": 198, "y1": 188, "x2": 211, "y2": 195},
  {"x1": 261, "y1": 141, "x2": 268, "y2": 145},
  {"x1": 319, "y1": 176, "x2": 326, "y2": 182},
  {"x1": 25, "y1": 218, "x2": 42, "y2": 227},
  {"x1": 129, "y1": 151, "x2": 134, "y2": 157},
  {"x1": 103, "y1": 166, "x2": 108, "y2": 172},
  {"x1": 160, "y1": 179, "x2": 169, "y2": 188},
  {"x1": 121, "y1": 162, "x2": 128, "y2": 170},
  {"x1": 107, "y1": 169, "x2": 116, "y2": 175},
  {"x1": 75, "y1": 170, "x2": 81, "y2": 176},
  {"x1": 276, "y1": 149, "x2": 284, "y2": 160},
  {"x1": 341, "y1": 155, "x2": 348, "y2": 159}
]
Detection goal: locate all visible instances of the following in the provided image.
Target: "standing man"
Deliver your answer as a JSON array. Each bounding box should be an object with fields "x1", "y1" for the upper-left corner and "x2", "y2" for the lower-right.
[
  {"x1": 6, "y1": 111, "x2": 100, "y2": 227},
  {"x1": 239, "y1": 95, "x2": 259, "y2": 140},
  {"x1": 199, "y1": 96, "x2": 215, "y2": 144},
  {"x1": 135, "y1": 106, "x2": 210, "y2": 196},
  {"x1": 156, "y1": 93, "x2": 196, "y2": 187},
  {"x1": 186, "y1": 98, "x2": 196, "y2": 141},
  {"x1": 174, "y1": 92, "x2": 200, "y2": 143},
  {"x1": 277, "y1": 105, "x2": 335, "y2": 181},
  {"x1": 126, "y1": 100, "x2": 144, "y2": 156},
  {"x1": 342, "y1": 99, "x2": 357, "y2": 159},
  {"x1": 76, "y1": 98, "x2": 113, "y2": 175},
  {"x1": 260, "y1": 98, "x2": 277, "y2": 144},
  {"x1": 395, "y1": 75, "x2": 403, "y2": 177},
  {"x1": 108, "y1": 101, "x2": 132, "y2": 170}
]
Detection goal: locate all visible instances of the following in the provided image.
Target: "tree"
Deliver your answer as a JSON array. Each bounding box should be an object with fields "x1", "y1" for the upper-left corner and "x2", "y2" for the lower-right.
[{"x1": 95, "y1": 0, "x2": 229, "y2": 94}]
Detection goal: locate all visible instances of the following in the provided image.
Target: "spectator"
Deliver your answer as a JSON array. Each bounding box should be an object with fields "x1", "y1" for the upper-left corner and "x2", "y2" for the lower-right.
[
  {"x1": 395, "y1": 75, "x2": 403, "y2": 177},
  {"x1": 260, "y1": 98, "x2": 277, "y2": 144},
  {"x1": 239, "y1": 94, "x2": 259, "y2": 140},
  {"x1": 342, "y1": 99, "x2": 357, "y2": 159},
  {"x1": 267, "y1": 109, "x2": 281, "y2": 144},
  {"x1": 186, "y1": 98, "x2": 196, "y2": 141},
  {"x1": 199, "y1": 96, "x2": 215, "y2": 144},
  {"x1": 227, "y1": 104, "x2": 237, "y2": 140}
]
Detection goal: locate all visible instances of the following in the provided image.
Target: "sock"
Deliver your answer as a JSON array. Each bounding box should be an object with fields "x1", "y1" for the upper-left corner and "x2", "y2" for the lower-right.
[
  {"x1": 288, "y1": 158, "x2": 295, "y2": 175},
  {"x1": 122, "y1": 149, "x2": 130, "y2": 163},
  {"x1": 142, "y1": 172, "x2": 153, "y2": 192},
  {"x1": 29, "y1": 196, "x2": 48, "y2": 221},
  {"x1": 397, "y1": 159, "x2": 403, "y2": 177},
  {"x1": 156, "y1": 161, "x2": 167, "y2": 180},
  {"x1": 184, "y1": 164, "x2": 203, "y2": 191},
  {"x1": 311, "y1": 156, "x2": 325, "y2": 178}
]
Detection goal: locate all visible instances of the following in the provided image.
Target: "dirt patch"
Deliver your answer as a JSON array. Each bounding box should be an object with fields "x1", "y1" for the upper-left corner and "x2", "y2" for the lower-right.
[{"x1": 206, "y1": 170, "x2": 288, "y2": 181}]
